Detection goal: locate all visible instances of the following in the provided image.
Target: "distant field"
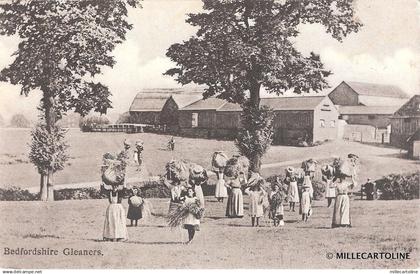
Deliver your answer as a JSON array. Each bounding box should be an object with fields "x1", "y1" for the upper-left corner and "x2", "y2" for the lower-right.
[
  {"x1": 0, "y1": 197, "x2": 418, "y2": 268},
  {"x1": 0, "y1": 128, "x2": 419, "y2": 189}
]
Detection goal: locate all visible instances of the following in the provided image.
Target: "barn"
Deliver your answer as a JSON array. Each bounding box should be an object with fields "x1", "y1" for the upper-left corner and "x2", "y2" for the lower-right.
[
  {"x1": 390, "y1": 95, "x2": 420, "y2": 150},
  {"x1": 179, "y1": 96, "x2": 339, "y2": 144},
  {"x1": 337, "y1": 106, "x2": 399, "y2": 143},
  {"x1": 328, "y1": 81, "x2": 410, "y2": 143},
  {"x1": 129, "y1": 89, "x2": 202, "y2": 127},
  {"x1": 328, "y1": 81, "x2": 409, "y2": 106}
]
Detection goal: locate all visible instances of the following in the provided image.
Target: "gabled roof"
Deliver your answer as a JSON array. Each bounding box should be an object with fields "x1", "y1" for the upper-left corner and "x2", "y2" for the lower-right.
[
  {"x1": 407, "y1": 129, "x2": 420, "y2": 143},
  {"x1": 181, "y1": 96, "x2": 329, "y2": 112},
  {"x1": 171, "y1": 94, "x2": 203, "y2": 109},
  {"x1": 344, "y1": 81, "x2": 409, "y2": 99},
  {"x1": 338, "y1": 105, "x2": 400, "y2": 115},
  {"x1": 129, "y1": 93, "x2": 171, "y2": 112},
  {"x1": 393, "y1": 95, "x2": 420, "y2": 117},
  {"x1": 129, "y1": 88, "x2": 204, "y2": 112},
  {"x1": 181, "y1": 97, "x2": 227, "y2": 111}
]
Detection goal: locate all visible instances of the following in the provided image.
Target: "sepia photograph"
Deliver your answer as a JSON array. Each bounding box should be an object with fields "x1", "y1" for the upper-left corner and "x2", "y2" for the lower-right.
[{"x1": 0, "y1": 0, "x2": 419, "y2": 271}]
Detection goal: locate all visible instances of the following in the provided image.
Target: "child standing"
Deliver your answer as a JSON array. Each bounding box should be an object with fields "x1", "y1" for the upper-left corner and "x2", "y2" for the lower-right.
[
  {"x1": 127, "y1": 188, "x2": 143, "y2": 226},
  {"x1": 182, "y1": 187, "x2": 203, "y2": 244},
  {"x1": 269, "y1": 184, "x2": 285, "y2": 227},
  {"x1": 286, "y1": 167, "x2": 299, "y2": 212},
  {"x1": 301, "y1": 184, "x2": 311, "y2": 222},
  {"x1": 245, "y1": 182, "x2": 265, "y2": 227}
]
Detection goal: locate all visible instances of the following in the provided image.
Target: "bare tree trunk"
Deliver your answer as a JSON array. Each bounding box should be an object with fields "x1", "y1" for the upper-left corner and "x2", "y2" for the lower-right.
[
  {"x1": 40, "y1": 174, "x2": 48, "y2": 201},
  {"x1": 248, "y1": 81, "x2": 262, "y2": 173},
  {"x1": 47, "y1": 170, "x2": 54, "y2": 201},
  {"x1": 39, "y1": 90, "x2": 56, "y2": 201}
]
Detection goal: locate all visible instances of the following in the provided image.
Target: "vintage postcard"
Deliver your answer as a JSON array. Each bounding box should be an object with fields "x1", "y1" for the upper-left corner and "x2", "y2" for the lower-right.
[{"x1": 0, "y1": 0, "x2": 419, "y2": 271}]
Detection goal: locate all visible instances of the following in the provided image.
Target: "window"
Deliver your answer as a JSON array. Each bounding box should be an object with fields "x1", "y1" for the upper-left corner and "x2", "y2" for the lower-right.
[
  {"x1": 320, "y1": 119, "x2": 325, "y2": 128},
  {"x1": 368, "y1": 115, "x2": 375, "y2": 120},
  {"x1": 404, "y1": 118, "x2": 412, "y2": 123},
  {"x1": 330, "y1": 120, "x2": 336, "y2": 128},
  {"x1": 191, "y1": 113, "x2": 198, "y2": 128}
]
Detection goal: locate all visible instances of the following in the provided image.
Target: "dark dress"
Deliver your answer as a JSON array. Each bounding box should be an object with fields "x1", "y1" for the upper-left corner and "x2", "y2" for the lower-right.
[{"x1": 127, "y1": 195, "x2": 143, "y2": 220}]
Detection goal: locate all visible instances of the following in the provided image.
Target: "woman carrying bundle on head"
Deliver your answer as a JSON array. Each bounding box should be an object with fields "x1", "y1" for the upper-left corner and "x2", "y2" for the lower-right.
[
  {"x1": 331, "y1": 155, "x2": 359, "y2": 228},
  {"x1": 167, "y1": 187, "x2": 204, "y2": 244},
  {"x1": 165, "y1": 160, "x2": 189, "y2": 214},
  {"x1": 224, "y1": 157, "x2": 247, "y2": 218},
  {"x1": 101, "y1": 151, "x2": 129, "y2": 242},
  {"x1": 212, "y1": 152, "x2": 229, "y2": 202}
]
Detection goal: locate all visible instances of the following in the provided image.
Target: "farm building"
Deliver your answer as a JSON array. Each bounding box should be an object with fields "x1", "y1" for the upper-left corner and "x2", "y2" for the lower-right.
[
  {"x1": 328, "y1": 81, "x2": 410, "y2": 106},
  {"x1": 129, "y1": 89, "x2": 202, "y2": 127},
  {"x1": 407, "y1": 129, "x2": 420, "y2": 160},
  {"x1": 329, "y1": 81, "x2": 410, "y2": 143},
  {"x1": 390, "y1": 95, "x2": 420, "y2": 149},
  {"x1": 338, "y1": 105, "x2": 399, "y2": 143},
  {"x1": 160, "y1": 94, "x2": 203, "y2": 131},
  {"x1": 179, "y1": 96, "x2": 339, "y2": 144}
]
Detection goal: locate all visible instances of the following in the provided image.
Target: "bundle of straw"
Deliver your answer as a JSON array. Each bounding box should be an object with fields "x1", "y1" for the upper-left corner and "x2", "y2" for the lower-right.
[
  {"x1": 212, "y1": 151, "x2": 229, "y2": 169},
  {"x1": 165, "y1": 159, "x2": 190, "y2": 183},
  {"x1": 167, "y1": 201, "x2": 204, "y2": 228}
]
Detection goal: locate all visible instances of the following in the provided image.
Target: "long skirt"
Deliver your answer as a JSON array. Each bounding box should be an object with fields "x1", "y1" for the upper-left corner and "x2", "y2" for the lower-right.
[
  {"x1": 301, "y1": 192, "x2": 311, "y2": 215},
  {"x1": 195, "y1": 185, "x2": 205, "y2": 207},
  {"x1": 215, "y1": 178, "x2": 228, "y2": 198},
  {"x1": 226, "y1": 188, "x2": 244, "y2": 217},
  {"x1": 103, "y1": 204, "x2": 128, "y2": 240},
  {"x1": 287, "y1": 181, "x2": 300, "y2": 203},
  {"x1": 332, "y1": 194, "x2": 351, "y2": 227}
]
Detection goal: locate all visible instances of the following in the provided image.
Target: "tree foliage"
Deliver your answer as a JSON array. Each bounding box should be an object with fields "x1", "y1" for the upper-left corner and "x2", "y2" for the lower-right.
[
  {"x1": 235, "y1": 104, "x2": 274, "y2": 171},
  {"x1": 29, "y1": 123, "x2": 69, "y2": 176},
  {"x1": 0, "y1": 0, "x2": 141, "y2": 200},
  {"x1": 166, "y1": 0, "x2": 361, "y2": 102},
  {"x1": 0, "y1": 0, "x2": 142, "y2": 119},
  {"x1": 166, "y1": 0, "x2": 361, "y2": 171}
]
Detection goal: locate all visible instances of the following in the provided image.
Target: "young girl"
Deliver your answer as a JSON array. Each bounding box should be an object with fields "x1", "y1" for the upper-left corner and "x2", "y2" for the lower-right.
[
  {"x1": 182, "y1": 187, "x2": 203, "y2": 244},
  {"x1": 269, "y1": 183, "x2": 285, "y2": 227},
  {"x1": 286, "y1": 167, "x2": 299, "y2": 212},
  {"x1": 301, "y1": 184, "x2": 311, "y2": 222},
  {"x1": 127, "y1": 188, "x2": 143, "y2": 226},
  {"x1": 245, "y1": 182, "x2": 265, "y2": 227},
  {"x1": 322, "y1": 165, "x2": 336, "y2": 208}
]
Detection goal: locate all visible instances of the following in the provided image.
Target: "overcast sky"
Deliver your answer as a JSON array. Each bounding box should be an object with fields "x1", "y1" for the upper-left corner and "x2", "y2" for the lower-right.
[{"x1": 0, "y1": 0, "x2": 419, "y2": 121}]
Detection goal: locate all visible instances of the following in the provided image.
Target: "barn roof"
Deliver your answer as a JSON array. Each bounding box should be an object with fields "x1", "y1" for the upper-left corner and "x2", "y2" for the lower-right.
[
  {"x1": 171, "y1": 94, "x2": 203, "y2": 109},
  {"x1": 181, "y1": 96, "x2": 329, "y2": 111},
  {"x1": 181, "y1": 97, "x2": 227, "y2": 110},
  {"x1": 392, "y1": 95, "x2": 420, "y2": 117},
  {"x1": 219, "y1": 96, "x2": 327, "y2": 111},
  {"x1": 338, "y1": 105, "x2": 400, "y2": 115},
  {"x1": 344, "y1": 81, "x2": 409, "y2": 99},
  {"x1": 129, "y1": 88, "x2": 204, "y2": 112}
]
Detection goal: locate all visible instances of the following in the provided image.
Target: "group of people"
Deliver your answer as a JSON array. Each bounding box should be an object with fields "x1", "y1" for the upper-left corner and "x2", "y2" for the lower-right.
[{"x1": 100, "y1": 140, "x2": 360, "y2": 243}]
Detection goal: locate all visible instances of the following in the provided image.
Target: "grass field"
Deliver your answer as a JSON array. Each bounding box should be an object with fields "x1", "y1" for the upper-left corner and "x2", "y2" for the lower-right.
[
  {"x1": 0, "y1": 197, "x2": 418, "y2": 268},
  {"x1": 1, "y1": 128, "x2": 419, "y2": 190}
]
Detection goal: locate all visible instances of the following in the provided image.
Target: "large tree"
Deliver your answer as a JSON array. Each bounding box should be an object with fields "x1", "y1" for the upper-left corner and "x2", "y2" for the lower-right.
[
  {"x1": 0, "y1": 0, "x2": 141, "y2": 200},
  {"x1": 166, "y1": 0, "x2": 362, "y2": 172}
]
